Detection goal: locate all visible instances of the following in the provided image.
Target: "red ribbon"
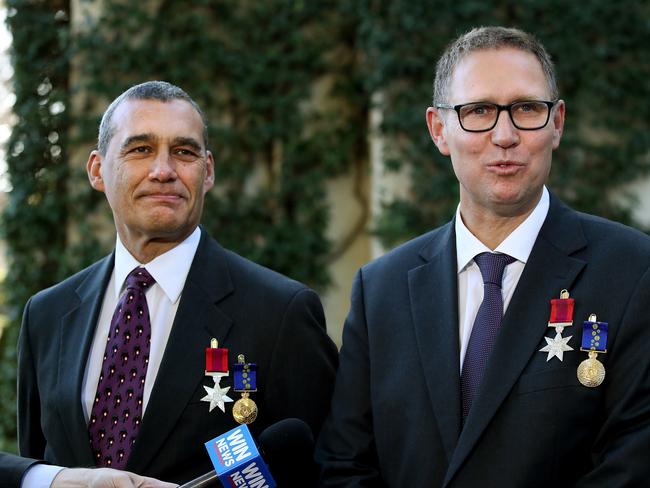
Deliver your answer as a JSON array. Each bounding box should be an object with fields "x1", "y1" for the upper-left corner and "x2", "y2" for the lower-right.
[
  {"x1": 549, "y1": 298, "x2": 574, "y2": 324},
  {"x1": 205, "y1": 347, "x2": 229, "y2": 372}
]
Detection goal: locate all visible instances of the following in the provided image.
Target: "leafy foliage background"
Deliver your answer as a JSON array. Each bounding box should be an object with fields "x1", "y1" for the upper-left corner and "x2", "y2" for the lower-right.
[{"x1": 1, "y1": 0, "x2": 648, "y2": 451}]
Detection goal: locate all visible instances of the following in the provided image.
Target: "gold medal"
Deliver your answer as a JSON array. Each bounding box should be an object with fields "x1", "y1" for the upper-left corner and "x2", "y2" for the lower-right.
[
  {"x1": 232, "y1": 392, "x2": 258, "y2": 424},
  {"x1": 577, "y1": 314, "x2": 608, "y2": 388},
  {"x1": 577, "y1": 351, "x2": 606, "y2": 387},
  {"x1": 232, "y1": 354, "x2": 258, "y2": 424}
]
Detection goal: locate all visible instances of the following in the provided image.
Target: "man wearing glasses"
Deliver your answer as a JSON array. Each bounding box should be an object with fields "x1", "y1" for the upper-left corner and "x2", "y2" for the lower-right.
[{"x1": 316, "y1": 26, "x2": 650, "y2": 486}]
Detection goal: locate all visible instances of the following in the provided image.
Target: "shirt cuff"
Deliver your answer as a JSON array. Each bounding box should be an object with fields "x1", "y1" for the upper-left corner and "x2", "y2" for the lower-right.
[{"x1": 21, "y1": 463, "x2": 64, "y2": 488}]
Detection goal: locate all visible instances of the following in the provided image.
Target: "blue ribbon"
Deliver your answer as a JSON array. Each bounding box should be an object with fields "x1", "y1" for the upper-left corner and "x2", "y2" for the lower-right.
[
  {"x1": 581, "y1": 319, "x2": 608, "y2": 352},
  {"x1": 234, "y1": 362, "x2": 257, "y2": 392}
]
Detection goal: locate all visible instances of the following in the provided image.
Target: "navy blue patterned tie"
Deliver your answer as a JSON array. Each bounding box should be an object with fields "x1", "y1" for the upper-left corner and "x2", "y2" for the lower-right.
[
  {"x1": 89, "y1": 267, "x2": 155, "y2": 468},
  {"x1": 461, "y1": 252, "x2": 516, "y2": 419}
]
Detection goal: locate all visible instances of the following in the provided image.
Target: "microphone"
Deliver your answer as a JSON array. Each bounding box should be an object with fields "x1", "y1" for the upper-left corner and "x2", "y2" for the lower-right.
[
  {"x1": 177, "y1": 470, "x2": 218, "y2": 488},
  {"x1": 178, "y1": 422, "x2": 274, "y2": 488},
  {"x1": 178, "y1": 419, "x2": 314, "y2": 488},
  {"x1": 205, "y1": 423, "x2": 276, "y2": 487},
  {"x1": 258, "y1": 419, "x2": 316, "y2": 487}
]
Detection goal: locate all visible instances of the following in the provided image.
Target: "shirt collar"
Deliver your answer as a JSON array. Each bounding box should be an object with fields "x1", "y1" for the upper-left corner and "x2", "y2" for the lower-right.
[
  {"x1": 114, "y1": 227, "x2": 202, "y2": 303},
  {"x1": 455, "y1": 186, "x2": 550, "y2": 272}
]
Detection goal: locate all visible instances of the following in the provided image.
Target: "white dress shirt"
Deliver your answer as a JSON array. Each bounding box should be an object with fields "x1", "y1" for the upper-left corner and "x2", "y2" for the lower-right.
[
  {"x1": 81, "y1": 227, "x2": 201, "y2": 419},
  {"x1": 23, "y1": 227, "x2": 201, "y2": 488},
  {"x1": 455, "y1": 187, "x2": 549, "y2": 370}
]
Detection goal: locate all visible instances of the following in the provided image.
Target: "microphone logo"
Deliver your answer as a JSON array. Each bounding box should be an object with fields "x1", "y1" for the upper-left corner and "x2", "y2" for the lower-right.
[{"x1": 205, "y1": 424, "x2": 276, "y2": 487}]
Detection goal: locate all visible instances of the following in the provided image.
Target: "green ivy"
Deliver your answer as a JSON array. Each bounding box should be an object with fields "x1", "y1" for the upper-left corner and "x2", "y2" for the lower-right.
[{"x1": 0, "y1": 0, "x2": 70, "y2": 451}]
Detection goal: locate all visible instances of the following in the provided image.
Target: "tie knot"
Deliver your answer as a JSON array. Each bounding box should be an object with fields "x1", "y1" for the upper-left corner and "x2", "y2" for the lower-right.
[
  {"x1": 125, "y1": 267, "x2": 156, "y2": 290},
  {"x1": 474, "y1": 252, "x2": 516, "y2": 286}
]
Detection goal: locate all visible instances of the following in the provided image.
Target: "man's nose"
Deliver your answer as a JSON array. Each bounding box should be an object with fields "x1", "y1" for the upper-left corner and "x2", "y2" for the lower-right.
[
  {"x1": 490, "y1": 109, "x2": 520, "y2": 148},
  {"x1": 149, "y1": 152, "x2": 177, "y2": 181}
]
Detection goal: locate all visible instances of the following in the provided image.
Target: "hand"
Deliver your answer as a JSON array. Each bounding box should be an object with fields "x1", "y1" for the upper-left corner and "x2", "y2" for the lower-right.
[{"x1": 51, "y1": 467, "x2": 178, "y2": 488}]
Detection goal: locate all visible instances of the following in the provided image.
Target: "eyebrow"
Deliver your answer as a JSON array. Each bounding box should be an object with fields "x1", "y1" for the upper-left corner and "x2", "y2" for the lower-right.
[
  {"x1": 461, "y1": 95, "x2": 549, "y2": 104},
  {"x1": 171, "y1": 136, "x2": 204, "y2": 152},
  {"x1": 120, "y1": 133, "x2": 157, "y2": 152},
  {"x1": 119, "y1": 134, "x2": 205, "y2": 153}
]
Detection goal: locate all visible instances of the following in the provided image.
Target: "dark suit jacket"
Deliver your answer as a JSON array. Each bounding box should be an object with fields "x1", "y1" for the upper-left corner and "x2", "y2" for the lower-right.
[
  {"x1": 316, "y1": 194, "x2": 650, "y2": 487},
  {"x1": 0, "y1": 452, "x2": 40, "y2": 488},
  {"x1": 17, "y1": 228, "x2": 338, "y2": 484}
]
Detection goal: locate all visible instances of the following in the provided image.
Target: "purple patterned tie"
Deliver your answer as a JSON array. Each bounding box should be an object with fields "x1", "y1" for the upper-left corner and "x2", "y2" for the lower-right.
[
  {"x1": 461, "y1": 252, "x2": 516, "y2": 419},
  {"x1": 89, "y1": 267, "x2": 155, "y2": 468}
]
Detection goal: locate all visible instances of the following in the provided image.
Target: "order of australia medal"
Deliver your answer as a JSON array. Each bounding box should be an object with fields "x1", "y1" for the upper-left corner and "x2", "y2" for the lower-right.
[
  {"x1": 232, "y1": 354, "x2": 258, "y2": 424},
  {"x1": 577, "y1": 314, "x2": 607, "y2": 388}
]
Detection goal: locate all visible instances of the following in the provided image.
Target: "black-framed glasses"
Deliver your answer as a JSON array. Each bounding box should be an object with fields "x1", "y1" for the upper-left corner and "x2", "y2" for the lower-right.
[{"x1": 435, "y1": 100, "x2": 558, "y2": 132}]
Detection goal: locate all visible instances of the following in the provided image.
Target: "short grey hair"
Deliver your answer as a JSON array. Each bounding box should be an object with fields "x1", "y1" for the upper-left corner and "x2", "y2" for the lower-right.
[
  {"x1": 433, "y1": 26, "x2": 558, "y2": 105},
  {"x1": 97, "y1": 80, "x2": 208, "y2": 155}
]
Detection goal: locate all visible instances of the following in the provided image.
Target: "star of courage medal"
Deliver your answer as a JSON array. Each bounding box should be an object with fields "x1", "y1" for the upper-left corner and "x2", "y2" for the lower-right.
[
  {"x1": 539, "y1": 289, "x2": 574, "y2": 362},
  {"x1": 201, "y1": 338, "x2": 233, "y2": 413},
  {"x1": 577, "y1": 314, "x2": 607, "y2": 387},
  {"x1": 232, "y1": 354, "x2": 258, "y2": 425}
]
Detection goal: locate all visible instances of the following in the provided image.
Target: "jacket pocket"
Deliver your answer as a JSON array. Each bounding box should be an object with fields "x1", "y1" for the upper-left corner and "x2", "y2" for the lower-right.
[{"x1": 517, "y1": 367, "x2": 581, "y2": 394}]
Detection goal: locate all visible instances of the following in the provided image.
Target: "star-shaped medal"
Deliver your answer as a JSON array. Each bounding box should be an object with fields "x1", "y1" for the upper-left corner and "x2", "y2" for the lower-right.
[
  {"x1": 539, "y1": 332, "x2": 573, "y2": 362},
  {"x1": 201, "y1": 373, "x2": 233, "y2": 412}
]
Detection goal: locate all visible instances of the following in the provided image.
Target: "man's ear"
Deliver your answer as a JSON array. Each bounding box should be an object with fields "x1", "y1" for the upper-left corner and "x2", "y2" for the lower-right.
[
  {"x1": 551, "y1": 99, "x2": 565, "y2": 150},
  {"x1": 204, "y1": 150, "x2": 215, "y2": 193},
  {"x1": 426, "y1": 107, "x2": 451, "y2": 156},
  {"x1": 87, "y1": 150, "x2": 105, "y2": 192}
]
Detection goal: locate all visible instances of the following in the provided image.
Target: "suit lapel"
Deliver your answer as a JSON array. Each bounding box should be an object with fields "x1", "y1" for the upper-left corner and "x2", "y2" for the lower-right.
[
  {"x1": 127, "y1": 231, "x2": 234, "y2": 474},
  {"x1": 408, "y1": 222, "x2": 462, "y2": 463},
  {"x1": 58, "y1": 254, "x2": 114, "y2": 466},
  {"x1": 444, "y1": 196, "x2": 588, "y2": 486}
]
